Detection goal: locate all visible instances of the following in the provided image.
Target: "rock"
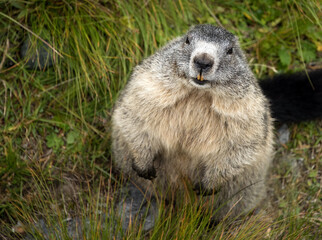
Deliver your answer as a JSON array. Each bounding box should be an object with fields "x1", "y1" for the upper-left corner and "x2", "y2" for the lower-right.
[
  {"x1": 20, "y1": 38, "x2": 54, "y2": 69},
  {"x1": 116, "y1": 182, "x2": 157, "y2": 232},
  {"x1": 24, "y1": 182, "x2": 157, "y2": 239},
  {"x1": 24, "y1": 217, "x2": 86, "y2": 240}
]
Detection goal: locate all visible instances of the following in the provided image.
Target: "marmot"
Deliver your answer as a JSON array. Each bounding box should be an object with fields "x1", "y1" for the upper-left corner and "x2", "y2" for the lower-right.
[{"x1": 112, "y1": 24, "x2": 322, "y2": 221}]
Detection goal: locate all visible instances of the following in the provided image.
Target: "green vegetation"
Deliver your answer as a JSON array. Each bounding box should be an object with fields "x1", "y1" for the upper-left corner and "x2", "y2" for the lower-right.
[{"x1": 0, "y1": 0, "x2": 321, "y2": 239}]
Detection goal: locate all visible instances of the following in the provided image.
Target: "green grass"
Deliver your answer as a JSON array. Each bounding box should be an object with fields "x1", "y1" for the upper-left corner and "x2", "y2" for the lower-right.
[{"x1": 0, "y1": 0, "x2": 321, "y2": 239}]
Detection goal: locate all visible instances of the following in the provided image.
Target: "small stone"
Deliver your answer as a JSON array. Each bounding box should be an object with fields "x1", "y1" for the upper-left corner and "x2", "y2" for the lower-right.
[
  {"x1": 278, "y1": 124, "x2": 290, "y2": 144},
  {"x1": 20, "y1": 38, "x2": 54, "y2": 69},
  {"x1": 12, "y1": 221, "x2": 25, "y2": 234}
]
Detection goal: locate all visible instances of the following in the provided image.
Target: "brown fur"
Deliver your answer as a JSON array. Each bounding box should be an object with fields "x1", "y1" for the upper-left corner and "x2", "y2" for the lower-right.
[{"x1": 112, "y1": 25, "x2": 275, "y2": 221}]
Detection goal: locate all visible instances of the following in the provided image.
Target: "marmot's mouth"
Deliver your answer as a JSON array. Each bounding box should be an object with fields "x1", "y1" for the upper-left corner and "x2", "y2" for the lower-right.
[
  {"x1": 192, "y1": 78, "x2": 210, "y2": 85},
  {"x1": 192, "y1": 70, "x2": 210, "y2": 86}
]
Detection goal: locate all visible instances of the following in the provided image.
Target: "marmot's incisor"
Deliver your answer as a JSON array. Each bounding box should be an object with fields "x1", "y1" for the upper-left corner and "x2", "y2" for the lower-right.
[{"x1": 112, "y1": 24, "x2": 322, "y2": 220}]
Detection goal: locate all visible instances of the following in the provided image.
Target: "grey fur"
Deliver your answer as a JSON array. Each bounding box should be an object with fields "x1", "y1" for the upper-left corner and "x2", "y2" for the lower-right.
[{"x1": 112, "y1": 24, "x2": 274, "y2": 221}]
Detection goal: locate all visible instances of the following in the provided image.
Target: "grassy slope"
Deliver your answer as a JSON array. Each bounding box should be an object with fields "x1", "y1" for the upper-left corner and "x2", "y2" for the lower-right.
[{"x1": 0, "y1": 0, "x2": 321, "y2": 239}]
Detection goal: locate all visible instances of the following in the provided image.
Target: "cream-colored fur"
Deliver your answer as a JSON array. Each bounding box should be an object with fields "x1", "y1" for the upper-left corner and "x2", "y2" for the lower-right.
[{"x1": 112, "y1": 24, "x2": 275, "y2": 221}]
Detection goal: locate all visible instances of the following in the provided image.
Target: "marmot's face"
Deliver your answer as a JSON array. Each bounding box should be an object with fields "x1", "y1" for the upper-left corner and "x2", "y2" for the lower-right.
[{"x1": 175, "y1": 24, "x2": 254, "y2": 96}]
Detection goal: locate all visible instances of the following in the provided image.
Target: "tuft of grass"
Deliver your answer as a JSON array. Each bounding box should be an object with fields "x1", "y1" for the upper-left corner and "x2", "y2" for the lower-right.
[
  {"x1": 268, "y1": 120, "x2": 322, "y2": 239},
  {"x1": 0, "y1": 0, "x2": 321, "y2": 239}
]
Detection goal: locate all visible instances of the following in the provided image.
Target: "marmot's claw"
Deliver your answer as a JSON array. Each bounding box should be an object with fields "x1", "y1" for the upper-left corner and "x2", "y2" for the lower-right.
[{"x1": 132, "y1": 163, "x2": 156, "y2": 180}]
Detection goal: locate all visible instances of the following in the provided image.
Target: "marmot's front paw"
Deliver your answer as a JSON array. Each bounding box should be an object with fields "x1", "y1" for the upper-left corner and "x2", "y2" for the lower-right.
[
  {"x1": 193, "y1": 182, "x2": 220, "y2": 196},
  {"x1": 132, "y1": 162, "x2": 156, "y2": 180}
]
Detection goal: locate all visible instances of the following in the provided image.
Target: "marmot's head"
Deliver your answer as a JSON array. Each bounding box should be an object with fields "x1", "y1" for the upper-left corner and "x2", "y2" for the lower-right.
[{"x1": 174, "y1": 24, "x2": 256, "y2": 96}]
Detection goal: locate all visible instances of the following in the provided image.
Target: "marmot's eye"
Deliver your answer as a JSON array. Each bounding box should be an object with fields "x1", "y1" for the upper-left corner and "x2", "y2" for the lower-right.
[
  {"x1": 227, "y1": 47, "x2": 233, "y2": 55},
  {"x1": 185, "y1": 37, "x2": 190, "y2": 45}
]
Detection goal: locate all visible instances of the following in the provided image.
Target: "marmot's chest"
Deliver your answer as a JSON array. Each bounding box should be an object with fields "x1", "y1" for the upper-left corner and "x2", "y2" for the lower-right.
[{"x1": 149, "y1": 93, "x2": 232, "y2": 154}]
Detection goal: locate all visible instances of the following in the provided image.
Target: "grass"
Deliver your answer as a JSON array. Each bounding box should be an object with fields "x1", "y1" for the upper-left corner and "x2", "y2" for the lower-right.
[{"x1": 0, "y1": 0, "x2": 321, "y2": 239}]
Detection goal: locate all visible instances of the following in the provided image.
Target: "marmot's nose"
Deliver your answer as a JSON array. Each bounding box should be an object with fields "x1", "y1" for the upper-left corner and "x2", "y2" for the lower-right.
[{"x1": 193, "y1": 53, "x2": 214, "y2": 71}]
